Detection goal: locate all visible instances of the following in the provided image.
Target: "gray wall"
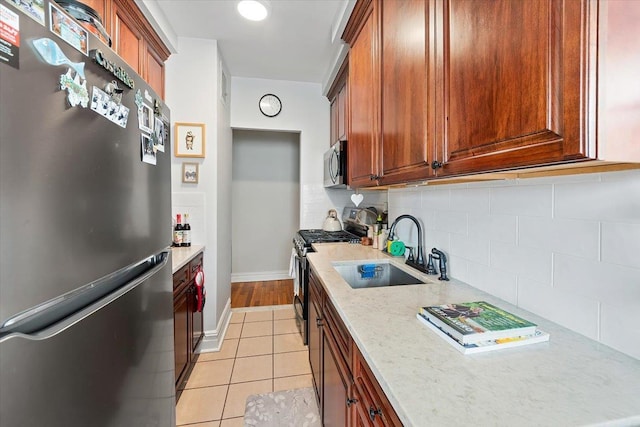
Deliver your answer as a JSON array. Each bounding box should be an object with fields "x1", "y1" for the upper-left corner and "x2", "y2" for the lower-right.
[{"x1": 231, "y1": 130, "x2": 300, "y2": 281}]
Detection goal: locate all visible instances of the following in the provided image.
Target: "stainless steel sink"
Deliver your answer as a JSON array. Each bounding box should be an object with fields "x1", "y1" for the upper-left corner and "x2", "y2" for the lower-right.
[{"x1": 332, "y1": 260, "x2": 425, "y2": 289}]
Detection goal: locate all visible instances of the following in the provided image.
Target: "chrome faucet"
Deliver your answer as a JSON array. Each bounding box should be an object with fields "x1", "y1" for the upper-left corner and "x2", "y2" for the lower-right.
[{"x1": 386, "y1": 214, "x2": 428, "y2": 274}]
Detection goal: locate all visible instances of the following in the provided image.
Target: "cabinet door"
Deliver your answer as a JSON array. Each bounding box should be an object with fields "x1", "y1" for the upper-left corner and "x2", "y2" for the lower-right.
[
  {"x1": 112, "y1": 0, "x2": 143, "y2": 74},
  {"x1": 379, "y1": 0, "x2": 432, "y2": 185},
  {"x1": 323, "y1": 329, "x2": 352, "y2": 427},
  {"x1": 145, "y1": 45, "x2": 165, "y2": 100},
  {"x1": 173, "y1": 289, "x2": 189, "y2": 388},
  {"x1": 347, "y1": 0, "x2": 380, "y2": 187},
  {"x1": 308, "y1": 286, "x2": 323, "y2": 408},
  {"x1": 330, "y1": 96, "x2": 339, "y2": 146},
  {"x1": 337, "y1": 83, "x2": 347, "y2": 142},
  {"x1": 435, "y1": 0, "x2": 591, "y2": 176},
  {"x1": 188, "y1": 285, "x2": 203, "y2": 352}
]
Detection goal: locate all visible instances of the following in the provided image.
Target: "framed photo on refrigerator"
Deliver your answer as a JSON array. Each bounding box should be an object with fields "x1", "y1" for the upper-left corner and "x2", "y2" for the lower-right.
[{"x1": 174, "y1": 122, "x2": 205, "y2": 158}]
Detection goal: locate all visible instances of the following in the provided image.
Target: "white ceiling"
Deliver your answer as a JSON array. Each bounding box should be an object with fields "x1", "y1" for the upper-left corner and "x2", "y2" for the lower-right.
[{"x1": 145, "y1": 0, "x2": 353, "y2": 87}]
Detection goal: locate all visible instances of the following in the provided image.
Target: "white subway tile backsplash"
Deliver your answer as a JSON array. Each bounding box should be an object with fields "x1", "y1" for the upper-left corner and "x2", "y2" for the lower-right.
[
  {"x1": 518, "y1": 217, "x2": 599, "y2": 259},
  {"x1": 387, "y1": 169, "x2": 640, "y2": 359},
  {"x1": 449, "y1": 187, "x2": 490, "y2": 214},
  {"x1": 554, "y1": 178, "x2": 640, "y2": 223},
  {"x1": 518, "y1": 276, "x2": 599, "y2": 339},
  {"x1": 490, "y1": 241, "x2": 552, "y2": 284},
  {"x1": 600, "y1": 300, "x2": 640, "y2": 360},
  {"x1": 553, "y1": 254, "x2": 640, "y2": 305},
  {"x1": 468, "y1": 213, "x2": 517, "y2": 244},
  {"x1": 447, "y1": 255, "x2": 468, "y2": 283},
  {"x1": 490, "y1": 184, "x2": 552, "y2": 217},
  {"x1": 466, "y1": 262, "x2": 518, "y2": 304},
  {"x1": 450, "y1": 233, "x2": 490, "y2": 265},
  {"x1": 421, "y1": 187, "x2": 451, "y2": 210},
  {"x1": 433, "y1": 210, "x2": 467, "y2": 234},
  {"x1": 601, "y1": 222, "x2": 640, "y2": 269},
  {"x1": 599, "y1": 168, "x2": 640, "y2": 182},
  {"x1": 424, "y1": 229, "x2": 450, "y2": 254}
]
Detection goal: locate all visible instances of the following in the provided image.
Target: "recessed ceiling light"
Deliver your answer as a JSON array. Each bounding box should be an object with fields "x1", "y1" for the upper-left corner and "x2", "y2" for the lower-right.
[{"x1": 237, "y1": 0, "x2": 269, "y2": 21}]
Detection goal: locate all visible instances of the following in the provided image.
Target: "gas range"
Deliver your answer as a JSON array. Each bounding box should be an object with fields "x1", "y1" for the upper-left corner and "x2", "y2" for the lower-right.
[{"x1": 293, "y1": 229, "x2": 360, "y2": 255}]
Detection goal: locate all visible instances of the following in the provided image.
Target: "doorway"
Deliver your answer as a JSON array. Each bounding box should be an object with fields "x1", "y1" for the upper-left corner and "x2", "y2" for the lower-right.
[{"x1": 231, "y1": 129, "x2": 300, "y2": 284}]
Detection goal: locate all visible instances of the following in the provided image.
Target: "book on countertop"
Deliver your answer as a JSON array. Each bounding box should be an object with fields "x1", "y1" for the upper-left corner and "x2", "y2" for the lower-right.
[
  {"x1": 419, "y1": 301, "x2": 537, "y2": 344},
  {"x1": 416, "y1": 313, "x2": 550, "y2": 354}
]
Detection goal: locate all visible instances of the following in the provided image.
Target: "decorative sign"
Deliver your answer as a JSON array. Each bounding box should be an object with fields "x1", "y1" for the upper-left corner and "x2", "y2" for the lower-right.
[
  {"x1": 49, "y1": 2, "x2": 88, "y2": 55},
  {"x1": 90, "y1": 49, "x2": 135, "y2": 89},
  {"x1": 5, "y1": 0, "x2": 44, "y2": 25},
  {"x1": 32, "y1": 37, "x2": 85, "y2": 78},
  {"x1": 60, "y1": 69, "x2": 89, "y2": 107},
  {"x1": 90, "y1": 85, "x2": 129, "y2": 128},
  {"x1": 0, "y1": 4, "x2": 20, "y2": 69}
]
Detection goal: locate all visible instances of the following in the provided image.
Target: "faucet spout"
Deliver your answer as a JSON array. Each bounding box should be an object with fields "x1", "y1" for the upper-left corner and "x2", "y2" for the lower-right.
[{"x1": 387, "y1": 214, "x2": 426, "y2": 271}]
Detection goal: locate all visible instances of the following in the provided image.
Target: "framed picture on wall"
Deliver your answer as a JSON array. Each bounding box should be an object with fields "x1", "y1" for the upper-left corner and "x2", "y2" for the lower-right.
[
  {"x1": 182, "y1": 162, "x2": 199, "y2": 183},
  {"x1": 174, "y1": 122, "x2": 205, "y2": 158}
]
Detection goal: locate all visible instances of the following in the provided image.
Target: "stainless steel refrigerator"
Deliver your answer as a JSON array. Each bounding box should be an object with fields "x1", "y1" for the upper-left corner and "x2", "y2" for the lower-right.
[{"x1": 0, "y1": 1, "x2": 175, "y2": 425}]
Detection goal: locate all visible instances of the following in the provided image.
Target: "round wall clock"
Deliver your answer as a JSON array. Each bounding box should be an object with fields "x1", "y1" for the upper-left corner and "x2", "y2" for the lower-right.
[{"x1": 259, "y1": 94, "x2": 282, "y2": 117}]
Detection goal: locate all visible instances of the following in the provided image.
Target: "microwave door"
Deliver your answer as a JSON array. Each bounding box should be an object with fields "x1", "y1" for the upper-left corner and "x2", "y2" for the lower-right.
[{"x1": 330, "y1": 149, "x2": 339, "y2": 184}]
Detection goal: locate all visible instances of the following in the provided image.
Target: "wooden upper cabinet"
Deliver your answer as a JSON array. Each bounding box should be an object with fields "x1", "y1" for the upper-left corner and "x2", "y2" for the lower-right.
[
  {"x1": 337, "y1": 84, "x2": 347, "y2": 142},
  {"x1": 379, "y1": 0, "x2": 432, "y2": 185},
  {"x1": 112, "y1": 0, "x2": 143, "y2": 73},
  {"x1": 345, "y1": 0, "x2": 380, "y2": 187},
  {"x1": 145, "y1": 46, "x2": 165, "y2": 100},
  {"x1": 434, "y1": 0, "x2": 592, "y2": 176},
  {"x1": 328, "y1": 58, "x2": 348, "y2": 147},
  {"x1": 107, "y1": 0, "x2": 169, "y2": 99}
]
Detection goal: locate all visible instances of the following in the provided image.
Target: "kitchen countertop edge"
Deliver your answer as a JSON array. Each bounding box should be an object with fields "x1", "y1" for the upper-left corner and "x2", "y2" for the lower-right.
[{"x1": 171, "y1": 245, "x2": 205, "y2": 273}]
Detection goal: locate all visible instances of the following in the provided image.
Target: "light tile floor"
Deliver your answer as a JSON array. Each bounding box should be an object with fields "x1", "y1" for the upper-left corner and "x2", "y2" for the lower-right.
[{"x1": 176, "y1": 306, "x2": 312, "y2": 426}]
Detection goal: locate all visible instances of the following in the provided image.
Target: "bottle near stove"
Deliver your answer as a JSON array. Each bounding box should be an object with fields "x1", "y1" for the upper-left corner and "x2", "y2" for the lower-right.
[
  {"x1": 173, "y1": 214, "x2": 183, "y2": 247},
  {"x1": 182, "y1": 213, "x2": 191, "y2": 247}
]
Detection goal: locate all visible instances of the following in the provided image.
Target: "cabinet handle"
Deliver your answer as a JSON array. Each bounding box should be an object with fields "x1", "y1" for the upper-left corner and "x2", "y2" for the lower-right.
[
  {"x1": 369, "y1": 407, "x2": 382, "y2": 421},
  {"x1": 346, "y1": 397, "x2": 358, "y2": 407},
  {"x1": 431, "y1": 160, "x2": 443, "y2": 170},
  {"x1": 369, "y1": 174, "x2": 380, "y2": 180},
  {"x1": 316, "y1": 317, "x2": 323, "y2": 327}
]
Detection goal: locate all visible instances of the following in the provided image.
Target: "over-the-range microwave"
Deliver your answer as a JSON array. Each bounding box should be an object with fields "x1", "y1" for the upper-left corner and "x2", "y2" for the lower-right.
[{"x1": 324, "y1": 141, "x2": 347, "y2": 188}]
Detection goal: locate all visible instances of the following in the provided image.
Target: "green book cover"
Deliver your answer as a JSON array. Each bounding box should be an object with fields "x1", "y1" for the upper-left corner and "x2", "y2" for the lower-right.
[{"x1": 420, "y1": 301, "x2": 537, "y2": 344}]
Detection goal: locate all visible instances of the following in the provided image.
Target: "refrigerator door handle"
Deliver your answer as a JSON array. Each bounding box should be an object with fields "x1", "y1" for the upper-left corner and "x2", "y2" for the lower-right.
[{"x1": 0, "y1": 249, "x2": 170, "y2": 343}]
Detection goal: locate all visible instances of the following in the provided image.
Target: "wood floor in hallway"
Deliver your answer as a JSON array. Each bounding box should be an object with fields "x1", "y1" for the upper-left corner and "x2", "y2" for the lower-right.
[{"x1": 231, "y1": 279, "x2": 294, "y2": 308}]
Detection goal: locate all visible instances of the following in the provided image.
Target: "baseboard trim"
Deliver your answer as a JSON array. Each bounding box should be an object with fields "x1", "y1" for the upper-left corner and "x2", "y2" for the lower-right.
[
  {"x1": 231, "y1": 270, "x2": 292, "y2": 283},
  {"x1": 198, "y1": 298, "x2": 231, "y2": 353}
]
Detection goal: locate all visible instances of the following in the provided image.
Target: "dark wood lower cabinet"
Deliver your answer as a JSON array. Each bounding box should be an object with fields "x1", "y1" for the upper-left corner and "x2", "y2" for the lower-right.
[
  {"x1": 309, "y1": 267, "x2": 402, "y2": 426},
  {"x1": 309, "y1": 286, "x2": 323, "y2": 408},
  {"x1": 173, "y1": 251, "x2": 205, "y2": 398},
  {"x1": 173, "y1": 286, "x2": 189, "y2": 385},
  {"x1": 323, "y1": 329, "x2": 351, "y2": 427}
]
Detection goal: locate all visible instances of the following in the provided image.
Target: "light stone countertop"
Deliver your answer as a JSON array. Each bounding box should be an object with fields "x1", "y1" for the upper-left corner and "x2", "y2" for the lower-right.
[
  {"x1": 171, "y1": 245, "x2": 204, "y2": 274},
  {"x1": 307, "y1": 243, "x2": 640, "y2": 427}
]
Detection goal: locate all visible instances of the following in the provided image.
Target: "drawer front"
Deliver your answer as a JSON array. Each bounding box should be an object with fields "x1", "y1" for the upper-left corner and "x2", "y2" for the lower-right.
[
  {"x1": 189, "y1": 252, "x2": 203, "y2": 276},
  {"x1": 324, "y1": 297, "x2": 352, "y2": 369},
  {"x1": 173, "y1": 264, "x2": 190, "y2": 293},
  {"x1": 353, "y1": 346, "x2": 403, "y2": 427}
]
